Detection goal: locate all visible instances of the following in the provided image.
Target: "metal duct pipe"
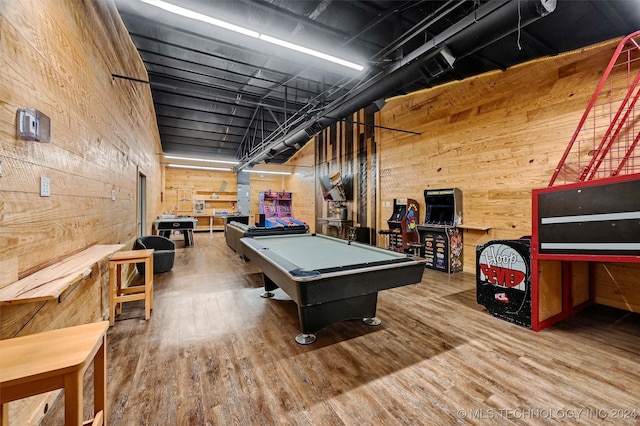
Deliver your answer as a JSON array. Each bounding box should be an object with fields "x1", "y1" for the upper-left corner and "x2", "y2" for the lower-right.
[
  {"x1": 238, "y1": 0, "x2": 556, "y2": 170},
  {"x1": 446, "y1": 0, "x2": 557, "y2": 59}
]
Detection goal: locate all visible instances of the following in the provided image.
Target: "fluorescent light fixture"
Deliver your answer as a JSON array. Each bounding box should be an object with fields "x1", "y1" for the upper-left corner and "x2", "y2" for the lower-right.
[
  {"x1": 164, "y1": 155, "x2": 239, "y2": 165},
  {"x1": 139, "y1": 0, "x2": 259, "y2": 38},
  {"x1": 241, "y1": 169, "x2": 291, "y2": 175},
  {"x1": 168, "y1": 164, "x2": 231, "y2": 171},
  {"x1": 258, "y1": 35, "x2": 364, "y2": 71},
  {"x1": 138, "y1": 0, "x2": 364, "y2": 71}
]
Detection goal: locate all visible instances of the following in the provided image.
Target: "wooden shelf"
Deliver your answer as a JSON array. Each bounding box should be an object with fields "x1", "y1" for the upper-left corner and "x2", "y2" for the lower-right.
[
  {"x1": 0, "y1": 245, "x2": 124, "y2": 305},
  {"x1": 195, "y1": 190, "x2": 236, "y2": 200},
  {"x1": 198, "y1": 198, "x2": 237, "y2": 207},
  {"x1": 185, "y1": 189, "x2": 238, "y2": 219},
  {"x1": 195, "y1": 190, "x2": 236, "y2": 194},
  {"x1": 457, "y1": 224, "x2": 491, "y2": 233}
]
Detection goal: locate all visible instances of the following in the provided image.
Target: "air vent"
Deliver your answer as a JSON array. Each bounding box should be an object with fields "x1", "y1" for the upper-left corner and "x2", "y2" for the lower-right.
[{"x1": 424, "y1": 47, "x2": 456, "y2": 78}]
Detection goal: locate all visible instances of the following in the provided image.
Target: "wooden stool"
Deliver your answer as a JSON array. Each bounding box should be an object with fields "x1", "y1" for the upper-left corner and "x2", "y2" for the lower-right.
[
  {"x1": 378, "y1": 229, "x2": 398, "y2": 250},
  {"x1": 0, "y1": 321, "x2": 109, "y2": 426},
  {"x1": 109, "y1": 249, "x2": 154, "y2": 326}
]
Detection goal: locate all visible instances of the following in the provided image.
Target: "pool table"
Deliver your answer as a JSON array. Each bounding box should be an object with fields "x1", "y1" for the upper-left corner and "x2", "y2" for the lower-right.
[{"x1": 240, "y1": 233, "x2": 426, "y2": 344}]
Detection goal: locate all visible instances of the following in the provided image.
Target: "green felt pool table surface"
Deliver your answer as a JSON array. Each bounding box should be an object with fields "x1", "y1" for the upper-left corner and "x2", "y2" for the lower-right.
[{"x1": 245, "y1": 233, "x2": 412, "y2": 274}]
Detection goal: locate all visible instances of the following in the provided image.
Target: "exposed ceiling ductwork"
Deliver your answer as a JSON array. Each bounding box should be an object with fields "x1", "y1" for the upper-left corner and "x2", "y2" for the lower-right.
[
  {"x1": 238, "y1": 0, "x2": 556, "y2": 170},
  {"x1": 114, "y1": 0, "x2": 640, "y2": 169}
]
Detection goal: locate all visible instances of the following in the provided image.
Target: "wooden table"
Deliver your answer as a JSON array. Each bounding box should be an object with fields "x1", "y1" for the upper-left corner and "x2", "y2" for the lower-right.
[
  {"x1": 0, "y1": 321, "x2": 109, "y2": 425},
  {"x1": 109, "y1": 249, "x2": 154, "y2": 326}
]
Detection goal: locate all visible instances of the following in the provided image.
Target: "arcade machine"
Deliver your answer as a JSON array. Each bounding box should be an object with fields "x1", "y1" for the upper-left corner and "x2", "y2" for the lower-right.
[
  {"x1": 257, "y1": 191, "x2": 308, "y2": 230},
  {"x1": 476, "y1": 237, "x2": 532, "y2": 328},
  {"x1": 416, "y1": 188, "x2": 463, "y2": 273},
  {"x1": 383, "y1": 198, "x2": 419, "y2": 253}
]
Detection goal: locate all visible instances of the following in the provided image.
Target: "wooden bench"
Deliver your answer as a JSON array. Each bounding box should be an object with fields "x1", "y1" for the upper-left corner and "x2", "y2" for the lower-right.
[{"x1": 0, "y1": 245, "x2": 124, "y2": 306}]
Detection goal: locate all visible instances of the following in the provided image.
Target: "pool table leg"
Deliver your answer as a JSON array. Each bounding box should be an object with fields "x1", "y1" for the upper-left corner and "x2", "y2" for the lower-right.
[
  {"x1": 363, "y1": 317, "x2": 382, "y2": 326},
  {"x1": 260, "y1": 275, "x2": 278, "y2": 298},
  {"x1": 292, "y1": 293, "x2": 381, "y2": 344},
  {"x1": 295, "y1": 333, "x2": 317, "y2": 345}
]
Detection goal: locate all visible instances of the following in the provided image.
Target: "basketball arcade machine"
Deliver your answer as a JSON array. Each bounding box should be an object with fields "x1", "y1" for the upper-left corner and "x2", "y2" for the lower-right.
[
  {"x1": 257, "y1": 191, "x2": 308, "y2": 230},
  {"x1": 530, "y1": 31, "x2": 640, "y2": 331},
  {"x1": 476, "y1": 237, "x2": 532, "y2": 328}
]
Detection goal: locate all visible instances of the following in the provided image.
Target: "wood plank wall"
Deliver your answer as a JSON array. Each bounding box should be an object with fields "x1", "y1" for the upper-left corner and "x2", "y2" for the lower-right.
[
  {"x1": 376, "y1": 41, "x2": 622, "y2": 269},
  {"x1": 0, "y1": 0, "x2": 162, "y2": 421},
  {"x1": 285, "y1": 38, "x2": 640, "y2": 312},
  {"x1": 162, "y1": 167, "x2": 237, "y2": 215},
  {"x1": 311, "y1": 109, "x2": 378, "y2": 238},
  {"x1": 162, "y1": 164, "x2": 315, "y2": 229}
]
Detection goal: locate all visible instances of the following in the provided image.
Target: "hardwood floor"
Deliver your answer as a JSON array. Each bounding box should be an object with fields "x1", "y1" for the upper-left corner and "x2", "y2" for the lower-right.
[{"x1": 42, "y1": 232, "x2": 640, "y2": 425}]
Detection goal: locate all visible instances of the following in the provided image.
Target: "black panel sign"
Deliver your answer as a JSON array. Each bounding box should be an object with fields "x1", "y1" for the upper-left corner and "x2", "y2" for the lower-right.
[{"x1": 537, "y1": 178, "x2": 640, "y2": 255}]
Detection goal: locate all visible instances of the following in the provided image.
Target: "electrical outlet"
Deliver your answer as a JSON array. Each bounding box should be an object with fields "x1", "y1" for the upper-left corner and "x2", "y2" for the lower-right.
[
  {"x1": 40, "y1": 176, "x2": 51, "y2": 197},
  {"x1": 112, "y1": 189, "x2": 116, "y2": 201}
]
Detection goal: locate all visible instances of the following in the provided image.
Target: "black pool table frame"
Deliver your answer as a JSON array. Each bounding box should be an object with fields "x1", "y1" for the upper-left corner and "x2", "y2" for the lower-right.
[
  {"x1": 241, "y1": 234, "x2": 425, "y2": 344},
  {"x1": 225, "y1": 221, "x2": 307, "y2": 259}
]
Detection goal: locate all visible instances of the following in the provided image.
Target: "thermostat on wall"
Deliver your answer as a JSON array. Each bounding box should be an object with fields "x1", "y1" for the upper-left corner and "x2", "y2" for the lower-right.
[{"x1": 17, "y1": 108, "x2": 51, "y2": 142}]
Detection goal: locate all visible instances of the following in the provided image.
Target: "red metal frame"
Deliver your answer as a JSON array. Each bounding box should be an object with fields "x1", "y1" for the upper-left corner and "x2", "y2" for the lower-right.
[
  {"x1": 531, "y1": 31, "x2": 640, "y2": 330},
  {"x1": 531, "y1": 173, "x2": 640, "y2": 331},
  {"x1": 549, "y1": 30, "x2": 640, "y2": 187}
]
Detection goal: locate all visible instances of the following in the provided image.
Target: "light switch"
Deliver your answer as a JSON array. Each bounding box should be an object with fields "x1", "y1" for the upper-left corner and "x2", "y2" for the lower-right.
[{"x1": 40, "y1": 177, "x2": 50, "y2": 197}]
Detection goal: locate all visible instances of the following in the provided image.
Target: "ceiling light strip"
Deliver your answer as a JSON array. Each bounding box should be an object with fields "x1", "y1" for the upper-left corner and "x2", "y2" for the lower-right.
[
  {"x1": 168, "y1": 164, "x2": 232, "y2": 171},
  {"x1": 241, "y1": 169, "x2": 291, "y2": 175},
  {"x1": 164, "y1": 155, "x2": 239, "y2": 165},
  {"x1": 139, "y1": 0, "x2": 259, "y2": 38},
  {"x1": 258, "y1": 35, "x2": 364, "y2": 71},
  {"x1": 138, "y1": 0, "x2": 363, "y2": 71}
]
